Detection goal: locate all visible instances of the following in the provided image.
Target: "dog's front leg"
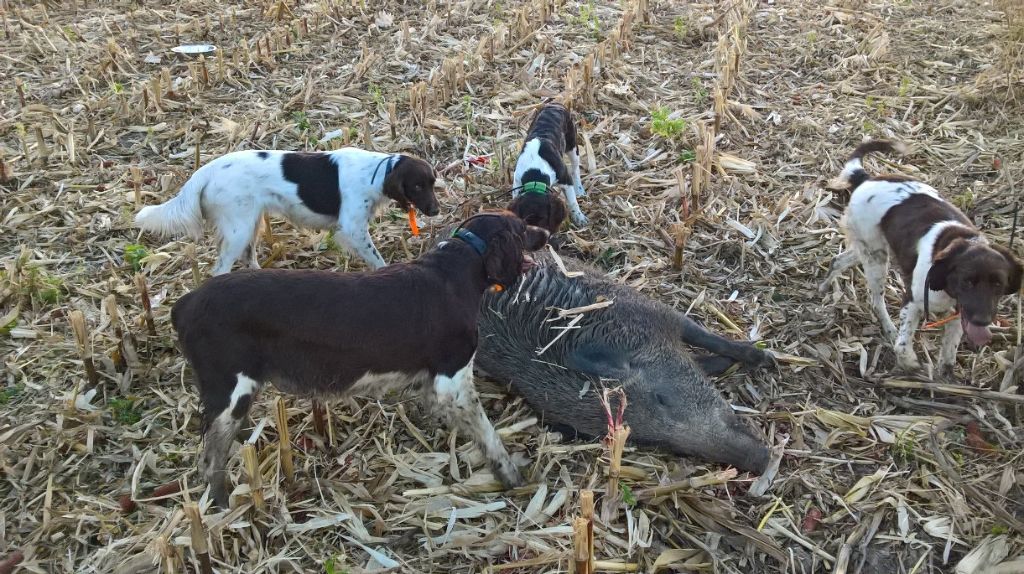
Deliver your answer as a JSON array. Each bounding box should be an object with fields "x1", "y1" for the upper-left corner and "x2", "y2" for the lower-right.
[
  {"x1": 561, "y1": 185, "x2": 589, "y2": 226},
  {"x1": 894, "y1": 302, "x2": 922, "y2": 372},
  {"x1": 937, "y1": 319, "x2": 963, "y2": 380},
  {"x1": 338, "y1": 222, "x2": 387, "y2": 270},
  {"x1": 425, "y1": 357, "x2": 523, "y2": 489}
]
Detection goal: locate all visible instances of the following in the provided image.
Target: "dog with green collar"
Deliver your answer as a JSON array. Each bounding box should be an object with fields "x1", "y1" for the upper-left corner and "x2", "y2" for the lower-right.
[{"x1": 511, "y1": 102, "x2": 589, "y2": 228}]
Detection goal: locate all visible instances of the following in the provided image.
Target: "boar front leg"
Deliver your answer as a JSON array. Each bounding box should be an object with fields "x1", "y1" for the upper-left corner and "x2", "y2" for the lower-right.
[{"x1": 677, "y1": 313, "x2": 771, "y2": 369}]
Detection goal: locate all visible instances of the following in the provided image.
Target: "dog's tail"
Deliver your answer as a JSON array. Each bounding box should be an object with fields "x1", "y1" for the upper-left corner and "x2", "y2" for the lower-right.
[
  {"x1": 834, "y1": 139, "x2": 906, "y2": 191},
  {"x1": 134, "y1": 165, "x2": 210, "y2": 239}
]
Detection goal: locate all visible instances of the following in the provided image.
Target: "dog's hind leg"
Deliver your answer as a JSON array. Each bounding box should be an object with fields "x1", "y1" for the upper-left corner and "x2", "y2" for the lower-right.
[
  {"x1": 860, "y1": 246, "x2": 899, "y2": 345},
  {"x1": 819, "y1": 249, "x2": 859, "y2": 293},
  {"x1": 247, "y1": 217, "x2": 263, "y2": 270},
  {"x1": 211, "y1": 216, "x2": 259, "y2": 276}
]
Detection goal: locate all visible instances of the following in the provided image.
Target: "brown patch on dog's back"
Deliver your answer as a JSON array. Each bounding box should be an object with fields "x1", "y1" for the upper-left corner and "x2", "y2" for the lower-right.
[{"x1": 880, "y1": 193, "x2": 975, "y2": 279}]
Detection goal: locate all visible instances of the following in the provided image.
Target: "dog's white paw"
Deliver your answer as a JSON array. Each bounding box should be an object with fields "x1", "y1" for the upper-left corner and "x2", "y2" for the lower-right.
[
  {"x1": 894, "y1": 354, "x2": 921, "y2": 373},
  {"x1": 571, "y1": 213, "x2": 589, "y2": 227},
  {"x1": 574, "y1": 185, "x2": 587, "y2": 197}
]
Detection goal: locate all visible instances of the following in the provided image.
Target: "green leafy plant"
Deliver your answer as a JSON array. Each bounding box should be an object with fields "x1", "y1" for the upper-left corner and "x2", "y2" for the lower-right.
[
  {"x1": 124, "y1": 243, "x2": 148, "y2": 272},
  {"x1": 577, "y1": 0, "x2": 601, "y2": 39},
  {"x1": 38, "y1": 276, "x2": 65, "y2": 305},
  {"x1": 324, "y1": 556, "x2": 349, "y2": 574},
  {"x1": 293, "y1": 111, "x2": 311, "y2": 132},
  {"x1": 324, "y1": 230, "x2": 342, "y2": 252},
  {"x1": 369, "y1": 83, "x2": 384, "y2": 107},
  {"x1": 651, "y1": 107, "x2": 686, "y2": 139},
  {"x1": 679, "y1": 149, "x2": 696, "y2": 164},
  {"x1": 673, "y1": 16, "x2": 689, "y2": 40},
  {"x1": 620, "y1": 483, "x2": 637, "y2": 506},
  {"x1": 952, "y1": 190, "x2": 975, "y2": 211},
  {"x1": 898, "y1": 75, "x2": 912, "y2": 98},
  {"x1": 110, "y1": 398, "x2": 142, "y2": 425},
  {"x1": 111, "y1": 81, "x2": 124, "y2": 95},
  {"x1": 0, "y1": 385, "x2": 23, "y2": 405},
  {"x1": 21, "y1": 268, "x2": 66, "y2": 305},
  {"x1": 691, "y1": 77, "x2": 708, "y2": 107}
]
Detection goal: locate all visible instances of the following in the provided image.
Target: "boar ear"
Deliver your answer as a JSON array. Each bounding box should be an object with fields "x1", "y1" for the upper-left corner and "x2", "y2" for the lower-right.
[{"x1": 565, "y1": 344, "x2": 632, "y2": 380}]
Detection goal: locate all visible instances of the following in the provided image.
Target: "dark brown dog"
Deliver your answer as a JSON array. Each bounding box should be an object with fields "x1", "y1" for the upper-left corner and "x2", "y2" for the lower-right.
[{"x1": 172, "y1": 211, "x2": 549, "y2": 506}]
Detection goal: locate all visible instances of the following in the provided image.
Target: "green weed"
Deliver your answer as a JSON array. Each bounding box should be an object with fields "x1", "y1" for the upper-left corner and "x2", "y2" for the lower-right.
[
  {"x1": 578, "y1": 0, "x2": 601, "y2": 39},
  {"x1": 620, "y1": 483, "x2": 637, "y2": 506},
  {"x1": 898, "y1": 75, "x2": 912, "y2": 98},
  {"x1": 110, "y1": 398, "x2": 142, "y2": 425},
  {"x1": 324, "y1": 556, "x2": 349, "y2": 574},
  {"x1": 679, "y1": 149, "x2": 696, "y2": 164},
  {"x1": 691, "y1": 77, "x2": 708, "y2": 107},
  {"x1": 952, "y1": 190, "x2": 975, "y2": 211},
  {"x1": 651, "y1": 107, "x2": 686, "y2": 139},
  {"x1": 293, "y1": 111, "x2": 311, "y2": 132},
  {"x1": 0, "y1": 385, "x2": 23, "y2": 405},
  {"x1": 124, "y1": 243, "x2": 149, "y2": 272},
  {"x1": 673, "y1": 16, "x2": 689, "y2": 40},
  {"x1": 369, "y1": 83, "x2": 384, "y2": 107}
]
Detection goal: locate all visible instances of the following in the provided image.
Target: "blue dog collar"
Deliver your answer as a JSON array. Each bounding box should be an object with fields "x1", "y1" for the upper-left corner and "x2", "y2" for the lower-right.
[{"x1": 452, "y1": 229, "x2": 487, "y2": 255}]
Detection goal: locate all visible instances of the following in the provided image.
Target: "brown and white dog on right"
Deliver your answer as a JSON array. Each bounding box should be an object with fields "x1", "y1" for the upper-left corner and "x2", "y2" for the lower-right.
[{"x1": 820, "y1": 140, "x2": 1022, "y2": 377}]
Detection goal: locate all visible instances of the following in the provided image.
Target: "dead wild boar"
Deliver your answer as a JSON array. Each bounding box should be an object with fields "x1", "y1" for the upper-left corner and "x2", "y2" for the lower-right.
[{"x1": 476, "y1": 251, "x2": 773, "y2": 474}]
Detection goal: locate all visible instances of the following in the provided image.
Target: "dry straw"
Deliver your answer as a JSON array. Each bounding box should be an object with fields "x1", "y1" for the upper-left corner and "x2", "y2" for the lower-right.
[{"x1": 2, "y1": 0, "x2": 1024, "y2": 572}]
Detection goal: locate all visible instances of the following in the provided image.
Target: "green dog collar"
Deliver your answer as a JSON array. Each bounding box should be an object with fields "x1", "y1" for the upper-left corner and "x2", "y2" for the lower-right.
[{"x1": 521, "y1": 181, "x2": 548, "y2": 195}]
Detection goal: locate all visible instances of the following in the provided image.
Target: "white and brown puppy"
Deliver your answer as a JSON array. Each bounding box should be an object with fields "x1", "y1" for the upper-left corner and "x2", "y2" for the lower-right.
[
  {"x1": 820, "y1": 140, "x2": 1022, "y2": 376},
  {"x1": 512, "y1": 102, "x2": 589, "y2": 227},
  {"x1": 135, "y1": 147, "x2": 440, "y2": 275}
]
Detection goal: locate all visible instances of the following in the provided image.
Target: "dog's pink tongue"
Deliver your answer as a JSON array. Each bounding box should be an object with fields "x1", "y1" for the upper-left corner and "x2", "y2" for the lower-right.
[{"x1": 961, "y1": 316, "x2": 993, "y2": 346}]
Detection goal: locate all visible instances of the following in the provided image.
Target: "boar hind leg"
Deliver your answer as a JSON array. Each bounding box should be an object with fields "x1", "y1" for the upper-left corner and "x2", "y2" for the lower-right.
[{"x1": 677, "y1": 314, "x2": 770, "y2": 369}]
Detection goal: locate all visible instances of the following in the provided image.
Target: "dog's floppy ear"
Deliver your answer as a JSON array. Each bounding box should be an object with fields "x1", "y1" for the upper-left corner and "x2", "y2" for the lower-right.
[
  {"x1": 548, "y1": 195, "x2": 568, "y2": 235},
  {"x1": 483, "y1": 228, "x2": 524, "y2": 288},
  {"x1": 926, "y1": 238, "x2": 970, "y2": 293},
  {"x1": 991, "y1": 244, "x2": 1023, "y2": 294},
  {"x1": 524, "y1": 225, "x2": 550, "y2": 251}
]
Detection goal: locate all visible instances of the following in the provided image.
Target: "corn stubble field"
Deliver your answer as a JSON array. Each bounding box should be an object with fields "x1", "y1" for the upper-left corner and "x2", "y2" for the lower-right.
[{"x1": 2, "y1": 0, "x2": 1024, "y2": 572}]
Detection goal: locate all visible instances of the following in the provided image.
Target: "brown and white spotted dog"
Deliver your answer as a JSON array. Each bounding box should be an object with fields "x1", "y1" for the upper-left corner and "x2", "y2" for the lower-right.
[
  {"x1": 820, "y1": 140, "x2": 1022, "y2": 377},
  {"x1": 135, "y1": 147, "x2": 440, "y2": 274},
  {"x1": 171, "y1": 211, "x2": 549, "y2": 507},
  {"x1": 512, "y1": 102, "x2": 588, "y2": 228}
]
